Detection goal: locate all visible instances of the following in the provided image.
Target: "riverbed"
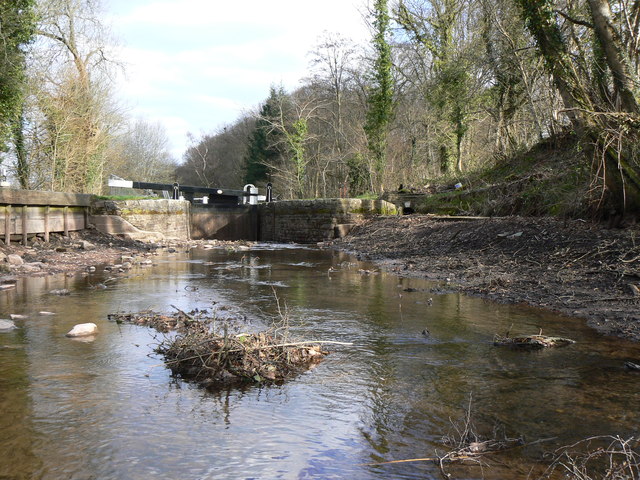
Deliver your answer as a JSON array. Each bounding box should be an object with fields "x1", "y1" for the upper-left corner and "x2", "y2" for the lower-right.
[{"x1": 1, "y1": 244, "x2": 639, "y2": 479}]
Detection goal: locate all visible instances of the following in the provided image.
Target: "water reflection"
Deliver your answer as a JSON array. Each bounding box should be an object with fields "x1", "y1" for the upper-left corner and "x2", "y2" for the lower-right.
[{"x1": 0, "y1": 244, "x2": 639, "y2": 479}]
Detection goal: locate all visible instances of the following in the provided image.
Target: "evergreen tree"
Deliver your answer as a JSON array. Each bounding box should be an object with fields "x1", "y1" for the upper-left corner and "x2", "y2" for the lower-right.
[{"x1": 244, "y1": 87, "x2": 285, "y2": 185}]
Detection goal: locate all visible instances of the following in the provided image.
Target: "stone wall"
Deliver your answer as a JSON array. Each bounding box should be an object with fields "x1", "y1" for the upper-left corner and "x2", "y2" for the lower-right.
[
  {"x1": 91, "y1": 199, "x2": 191, "y2": 240},
  {"x1": 0, "y1": 193, "x2": 398, "y2": 244},
  {"x1": 258, "y1": 198, "x2": 397, "y2": 243}
]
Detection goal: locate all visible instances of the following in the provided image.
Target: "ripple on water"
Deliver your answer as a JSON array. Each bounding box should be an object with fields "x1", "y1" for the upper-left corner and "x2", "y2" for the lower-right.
[{"x1": 1, "y1": 247, "x2": 640, "y2": 480}]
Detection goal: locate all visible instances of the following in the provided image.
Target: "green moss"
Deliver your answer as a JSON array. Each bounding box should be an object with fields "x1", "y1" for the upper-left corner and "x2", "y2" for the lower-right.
[
  {"x1": 355, "y1": 192, "x2": 380, "y2": 200},
  {"x1": 94, "y1": 195, "x2": 156, "y2": 201},
  {"x1": 411, "y1": 133, "x2": 590, "y2": 218}
]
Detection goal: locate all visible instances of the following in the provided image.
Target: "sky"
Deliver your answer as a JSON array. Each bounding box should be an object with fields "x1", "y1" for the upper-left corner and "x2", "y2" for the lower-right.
[{"x1": 107, "y1": 0, "x2": 371, "y2": 160}]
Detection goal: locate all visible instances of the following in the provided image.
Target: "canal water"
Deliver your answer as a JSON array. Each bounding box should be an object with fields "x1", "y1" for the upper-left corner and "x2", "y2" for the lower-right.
[{"x1": 1, "y1": 244, "x2": 639, "y2": 479}]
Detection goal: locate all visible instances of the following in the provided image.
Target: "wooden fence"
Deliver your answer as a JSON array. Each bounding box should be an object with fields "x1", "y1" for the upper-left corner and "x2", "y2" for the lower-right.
[{"x1": 0, "y1": 189, "x2": 93, "y2": 245}]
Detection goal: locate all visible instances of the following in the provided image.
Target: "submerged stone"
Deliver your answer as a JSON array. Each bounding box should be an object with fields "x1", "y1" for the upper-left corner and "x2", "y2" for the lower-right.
[{"x1": 0, "y1": 319, "x2": 17, "y2": 331}]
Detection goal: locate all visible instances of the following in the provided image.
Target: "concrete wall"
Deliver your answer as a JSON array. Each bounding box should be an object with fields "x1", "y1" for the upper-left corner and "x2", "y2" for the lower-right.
[
  {"x1": 191, "y1": 204, "x2": 257, "y2": 241},
  {"x1": 91, "y1": 199, "x2": 191, "y2": 240},
  {"x1": 258, "y1": 198, "x2": 398, "y2": 243}
]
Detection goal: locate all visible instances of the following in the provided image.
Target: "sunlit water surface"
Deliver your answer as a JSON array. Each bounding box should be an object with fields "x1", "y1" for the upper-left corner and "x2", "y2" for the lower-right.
[{"x1": 1, "y1": 244, "x2": 639, "y2": 480}]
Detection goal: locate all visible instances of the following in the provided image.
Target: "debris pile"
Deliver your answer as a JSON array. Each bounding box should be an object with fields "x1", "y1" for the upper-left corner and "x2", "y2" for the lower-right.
[
  {"x1": 156, "y1": 330, "x2": 327, "y2": 385},
  {"x1": 108, "y1": 309, "x2": 202, "y2": 333},
  {"x1": 109, "y1": 308, "x2": 334, "y2": 386},
  {"x1": 493, "y1": 333, "x2": 575, "y2": 349}
]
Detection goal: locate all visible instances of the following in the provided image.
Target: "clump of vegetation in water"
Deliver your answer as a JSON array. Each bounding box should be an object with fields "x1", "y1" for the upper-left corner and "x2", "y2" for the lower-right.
[
  {"x1": 109, "y1": 304, "x2": 347, "y2": 386},
  {"x1": 156, "y1": 327, "x2": 328, "y2": 385}
]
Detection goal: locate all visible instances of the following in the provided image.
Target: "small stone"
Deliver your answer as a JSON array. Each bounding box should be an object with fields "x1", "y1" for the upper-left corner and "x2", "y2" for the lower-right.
[
  {"x1": 20, "y1": 264, "x2": 42, "y2": 273},
  {"x1": 0, "y1": 252, "x2": 7, "y2": 262},
  {"x1": 39, "y1": 311, "x2": 56, "y2": 316},
  {"x1": 86, "y1": 266, "x2": 96, "y2": 273},
  {"x1": 0, "y1": 319, "x2": 17, "y2": 331},
  {"x1": 7, "y1": 254, "x2": 24, "y2": 266},
  {"x1": 121, "y1": 255, "x2": 134, "y2": 263},
  {"x1": 80, "y1": 240, "x2": 95, "y2": 250},
  {"x1": 50, "y1": 288, "x2": 71, "y2": 296},
  {"x1": 629, "y1": 284, "x2": 640, "y2": 297},
  {"x1": 55, "y1": 247, "x2": 68, "y2": 253},
  {"x1": 121, "y1": 262, "x2": 132, "y2": 270},
  {"x1": 10, "y1": 314, "x2": 28, "y2": 320},
  {"x1": 65, "y1": 323, "x2": 98, "y2": 337}
]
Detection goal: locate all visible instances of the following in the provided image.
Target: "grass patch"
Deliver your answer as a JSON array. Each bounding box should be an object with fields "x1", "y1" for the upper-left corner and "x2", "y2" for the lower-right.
[
  {"x1": 94, "y1": 195, "x2": 157, "y2": 201},
  {"x1": 414, "y1": 134, "x2": 591, "y2": 218}
]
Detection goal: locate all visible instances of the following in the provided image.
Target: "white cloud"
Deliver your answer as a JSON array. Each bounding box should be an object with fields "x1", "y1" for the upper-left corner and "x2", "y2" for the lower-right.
[{"x1": 109, "y1": 0, "x2": 370, "y2": 164}]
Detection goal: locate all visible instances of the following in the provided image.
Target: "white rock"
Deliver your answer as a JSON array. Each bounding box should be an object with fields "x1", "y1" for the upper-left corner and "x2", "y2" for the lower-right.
[
  {"x1": 50, "y1": 288, "x2": 71, "y2": 296},
  {"x1": 80, "y1": 240, "x2": 95, "y2": 250},
  {"x1": 10, "y1": 314, "x2": 28, "y2": 320},
  {"x1": 0, "y1": 319, "x2": 17, "y2": 331},
  {"x1": 66, "y1": 323, "x2": 98, "y2": 337},
  {"x1": 39, "y1": 311, "x2": 56, "y2": 316},
  {"x1": 7, "y1": 254, "x2": 24, "y2": 266}
]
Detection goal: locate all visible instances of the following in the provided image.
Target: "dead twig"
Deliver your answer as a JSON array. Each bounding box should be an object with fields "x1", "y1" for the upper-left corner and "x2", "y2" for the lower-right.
[{"x1": 541, "y1": 435, "x2": 640, "y2": 479}]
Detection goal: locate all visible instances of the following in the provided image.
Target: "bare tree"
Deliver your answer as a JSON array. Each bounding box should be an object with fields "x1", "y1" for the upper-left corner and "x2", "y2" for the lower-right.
[
  {"x1": 110, "y1": 119, "x2": 176, "y2": 183},
  {"x1": 28, "y1": 0, "x2": 121, "y2": 194}
]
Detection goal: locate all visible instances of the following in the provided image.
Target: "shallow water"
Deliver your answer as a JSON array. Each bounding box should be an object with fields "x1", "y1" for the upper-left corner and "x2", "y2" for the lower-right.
[{"x1": 1, "y1": 244, "x2": 639, "y2": 480}]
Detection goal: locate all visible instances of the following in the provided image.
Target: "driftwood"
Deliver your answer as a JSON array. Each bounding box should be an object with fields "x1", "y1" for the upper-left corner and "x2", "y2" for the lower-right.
[
  {"x1": 362, "y1": 393, "x2": 554, "y2": 480},
  {"x1": 625, "y1": 361, "x2": 640, "y2": 371}
]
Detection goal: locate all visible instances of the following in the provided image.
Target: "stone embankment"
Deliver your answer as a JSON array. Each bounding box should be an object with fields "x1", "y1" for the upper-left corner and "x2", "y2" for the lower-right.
[
  {"x1": 258, "y1": 198, "x2": 397, "y2": 243},
  {"x1": 90, "y1": 199, "x2": 190, "y2": 241}
]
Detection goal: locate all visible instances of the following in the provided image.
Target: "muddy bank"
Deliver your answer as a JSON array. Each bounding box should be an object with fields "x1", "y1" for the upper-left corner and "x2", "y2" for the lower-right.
[
  {"x1": 0, "y1": 229, "x2": 252, "y2": 281},
  {"x1": 331, "y1": 215, "x2": 640, "y2": 342}
]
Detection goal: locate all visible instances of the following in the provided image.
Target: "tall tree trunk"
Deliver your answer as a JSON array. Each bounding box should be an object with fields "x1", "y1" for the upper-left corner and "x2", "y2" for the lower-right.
[
  {"x1": 587, "y1": 0, "x2": 639, "y2": 113},
  {"x1": 12, "y1": 106, "x2": 29, "y2": 189}
]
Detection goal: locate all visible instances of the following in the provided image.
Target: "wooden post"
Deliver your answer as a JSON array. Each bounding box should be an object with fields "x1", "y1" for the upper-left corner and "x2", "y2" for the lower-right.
[
  {"x1": 83, "y1": 206, "x2": 89, "y2": 230},
  {"x1": 63, "y1": 206, "x2": 69, "y2": 237},
  {"x1": 22, "y1": 206, "x2": 28, "y2": 246},
  {"x1": 4, "y1": 205, "x2": 10, "y2": 245},
  {"x1": 44, "y1": 206, "x2": 50, "y2": 243}
]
